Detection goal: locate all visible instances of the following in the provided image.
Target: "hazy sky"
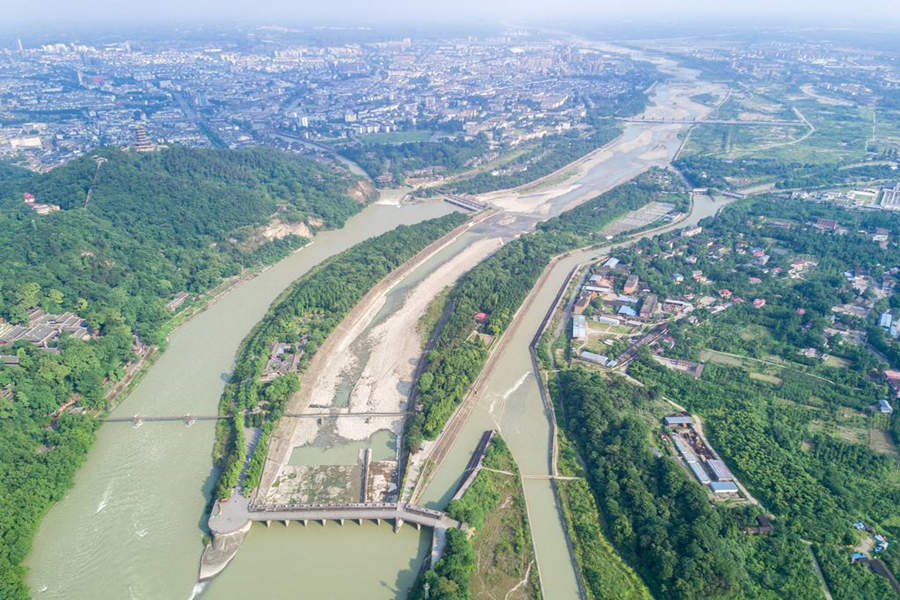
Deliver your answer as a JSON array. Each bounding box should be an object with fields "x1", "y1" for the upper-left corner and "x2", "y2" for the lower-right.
[{"x1": 5, "y1": 0, "x2": 900, "y2": 28}]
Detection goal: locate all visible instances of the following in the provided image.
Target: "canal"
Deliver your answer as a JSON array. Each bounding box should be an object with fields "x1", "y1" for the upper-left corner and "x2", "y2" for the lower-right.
[{"x1": 417, "y1": 193, "x2": 728, "y2": 599}]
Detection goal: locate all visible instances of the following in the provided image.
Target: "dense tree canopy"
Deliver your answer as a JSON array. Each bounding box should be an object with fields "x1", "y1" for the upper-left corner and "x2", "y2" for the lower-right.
[
  {"x1": 0, "y1": 146, "x2": 369, "y2": 598},
  {"x1": 0, "y1": 146, "x2": 365, "y2": 344}
]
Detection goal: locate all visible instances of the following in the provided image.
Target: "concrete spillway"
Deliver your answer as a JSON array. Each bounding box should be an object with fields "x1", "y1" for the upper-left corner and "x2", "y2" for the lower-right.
[{"x1": 200, "y1": 501, "x2": 461, "y2": 581}]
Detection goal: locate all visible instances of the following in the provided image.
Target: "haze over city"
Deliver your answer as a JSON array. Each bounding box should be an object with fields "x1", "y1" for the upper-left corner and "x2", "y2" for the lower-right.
[{"x1": 6, "y1": 0, "x2": 900, "y2": 27}]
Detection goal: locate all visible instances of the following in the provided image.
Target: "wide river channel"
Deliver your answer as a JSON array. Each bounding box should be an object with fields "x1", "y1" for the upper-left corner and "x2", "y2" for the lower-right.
[
  {"x1": 28, "y1": 51, "x2": 722, "y2": 600},
  {"x1": 25, "y1": 200, "x2": 457, "y2": 600}
]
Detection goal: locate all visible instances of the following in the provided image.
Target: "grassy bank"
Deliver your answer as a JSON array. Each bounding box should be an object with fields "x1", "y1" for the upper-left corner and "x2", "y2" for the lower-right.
[{"x1": 410, "y1": 436, "x2": 542, "y2": 600}]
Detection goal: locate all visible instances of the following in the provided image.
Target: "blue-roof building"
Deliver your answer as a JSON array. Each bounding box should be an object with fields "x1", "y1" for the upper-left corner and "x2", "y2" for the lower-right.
[
  {"x1": 618, "y1": 305, "x2": 637, "y2": 317},
  {"x1": 708, "y1": 481, "x2": 739, "y2": 494}
]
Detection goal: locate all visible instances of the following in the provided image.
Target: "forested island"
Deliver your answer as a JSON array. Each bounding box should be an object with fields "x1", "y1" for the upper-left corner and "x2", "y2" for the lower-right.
[
  {"x1": 436, "y1": 124, "x2": 623, "y2": 196},
  {"x1": 209, "y1": 212, "x2": 468, "y2": 499},
  {"x1": 339, "y1": 135, "x2": 490, "y2": 185},
  {"x1": 0, "y1": 146, "x2": 370, "y2": 598},
  {"x1": 336, "y1": 120, "x2": 625, "y2": 196}
]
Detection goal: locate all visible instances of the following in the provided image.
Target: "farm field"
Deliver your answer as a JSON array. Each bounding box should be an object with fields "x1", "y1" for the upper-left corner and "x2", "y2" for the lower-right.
[{"x1": 684, "y1": 90, "x2": 876, "y2": 166}]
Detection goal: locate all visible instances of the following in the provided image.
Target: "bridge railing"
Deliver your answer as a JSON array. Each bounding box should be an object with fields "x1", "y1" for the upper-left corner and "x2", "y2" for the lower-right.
[{"x1": 247, "y1": 501, "x2": 447, "y2": 519}]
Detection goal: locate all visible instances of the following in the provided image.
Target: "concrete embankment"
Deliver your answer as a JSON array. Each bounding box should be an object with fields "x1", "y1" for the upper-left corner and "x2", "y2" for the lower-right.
[{"x1": 199, "y1": 520, "x2": 252, "y2": 581}]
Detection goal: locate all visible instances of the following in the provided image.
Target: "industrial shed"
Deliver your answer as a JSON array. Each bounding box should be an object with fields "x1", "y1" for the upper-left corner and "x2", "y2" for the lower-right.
[
  {"x1": 707, "y1": 459, "x2": 735, "y2": 481},
  {"x1": 709, "y1": 481, "x2": 739, "y2": 494}
]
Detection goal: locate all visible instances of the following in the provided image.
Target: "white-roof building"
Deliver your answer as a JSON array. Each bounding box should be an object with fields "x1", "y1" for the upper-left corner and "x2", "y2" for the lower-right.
[
  {"x1": 579, "y1": 351, "x2": 609, "y2": 366},
  {"x1": 572, "y1": 315, "x2": 587, "y2": 340}
]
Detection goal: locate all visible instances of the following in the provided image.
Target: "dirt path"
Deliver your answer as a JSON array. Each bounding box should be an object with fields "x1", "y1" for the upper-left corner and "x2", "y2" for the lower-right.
[
  {"x1": 504, "y1": 560, "x2": 535, "y2": 600},
  {"x1": 702, "y1": 349, "x2": 848, "y2": 387},
  {"x1": 735, "y1": 106, "x2": 815, "y2": 155},
  {"x1": 804, "y1": 542, "x2": 835, "y2": 600},
  {"x1": 690, "y1": 413, "x2": 762, "y2": 506}
]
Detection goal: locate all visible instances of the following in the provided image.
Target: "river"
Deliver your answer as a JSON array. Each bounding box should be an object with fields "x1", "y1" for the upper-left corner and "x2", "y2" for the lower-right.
[
  {"x1": 25, "y1": 199, "x2": 456, "y2": 600},
  {"x1": 28, "y1": 49, "x2": 724, "y2": 600}
]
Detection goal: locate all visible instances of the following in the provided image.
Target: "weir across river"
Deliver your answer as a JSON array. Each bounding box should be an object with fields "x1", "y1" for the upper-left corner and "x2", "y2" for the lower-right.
[
  {"x1": 27, "y1": 47, "x2": 734, "y2": 600},
  {"x1": 246, "y1": 502, "x2": 460, "y2": 532},
  {"x1": 200, "y1": 500, "x2": 461, "y2": 581},
  {"x1": 199, "y1": 430, "x2": 494, "y2": 582}
]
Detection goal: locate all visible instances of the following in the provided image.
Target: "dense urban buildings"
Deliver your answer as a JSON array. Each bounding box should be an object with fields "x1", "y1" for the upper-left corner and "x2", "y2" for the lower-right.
[{"x1": 0, "y1": 29, "x2": 654, "y2": 170}]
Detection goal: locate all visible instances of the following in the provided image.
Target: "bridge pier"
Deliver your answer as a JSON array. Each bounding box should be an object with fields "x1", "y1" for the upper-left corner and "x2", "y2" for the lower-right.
[
  {"x1": 356, "y1": 518, "x2": 362, "y2": 526},
  {"x1": 301, "y1": 519, "x2": 308, "y2": 526},
  {"x1": 264, "y1": 520, "x2": 271, "y2": 528},
  {"x1": 394, "y1": 518, "x2": 404, "y2": 533},
  {"x1": 282, "y1": 520, "x2": 290, "y2": 527},
  {"x1": 338, "y1": 518, "x2": 344, "y2": 526},
  {"x1": 415, "y1": 522, "x2": 421, "y2": 531},
  {"x1": 376, "y1": 518, "x2": 382, "y2": 526},
  {"x1": 319, "y1": 518, "x2": 326, "y2": 527}
]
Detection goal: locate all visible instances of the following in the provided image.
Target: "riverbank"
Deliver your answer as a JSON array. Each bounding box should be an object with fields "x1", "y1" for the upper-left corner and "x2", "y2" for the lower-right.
[
  {"x1": 94, "y1": 233, "x2": 319, "y2": 422},
  {"x1": 28, "y1": 43, "x2": 729, "y2": 600}
]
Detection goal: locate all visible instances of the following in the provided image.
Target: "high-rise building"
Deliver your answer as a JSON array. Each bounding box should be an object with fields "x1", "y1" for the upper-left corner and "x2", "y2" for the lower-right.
[{"x1": 16, "y1": 38, "x2": 23, "y2": 53}]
